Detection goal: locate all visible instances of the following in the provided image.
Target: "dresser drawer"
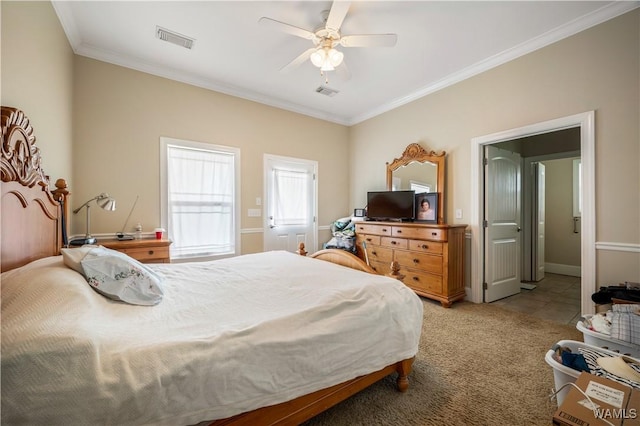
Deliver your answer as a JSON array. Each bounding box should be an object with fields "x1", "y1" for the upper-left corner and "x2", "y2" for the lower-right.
[
  {"x1": 369, "y1": 260, "x2": 390, "y2": 275},
  {"x1": 409, "y1": 239, "x2": 443, "y2": 254},
  {"x1": 402, "y1": 268, "x2": 443, "y2": 294},
  {"x1": 357, "y1": 234, "x2": 381, "y2": 246},
  {"x1": 365, "y1": 245, "x2": 393, "y2": 264},
  {"x1": 381, "y1": 237, "x2": 408, "y2": 249},
  {"x1": 392, "y1": 226, "x2": 446, "y2": 242},
  {"x1": 355, "y1": 223, "x2": 392, "y2": 237},
  {"x1": 118, "y1": 246, "x2": 170, "y2": 263},
  {"x1": 394, "y1": 250, "x2": 443, "y2": 274}
]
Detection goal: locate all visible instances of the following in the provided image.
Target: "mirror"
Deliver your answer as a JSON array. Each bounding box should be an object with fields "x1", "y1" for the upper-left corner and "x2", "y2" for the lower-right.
[{"x1": 387, "y1": 143, "x2": 446, "y2": 224}]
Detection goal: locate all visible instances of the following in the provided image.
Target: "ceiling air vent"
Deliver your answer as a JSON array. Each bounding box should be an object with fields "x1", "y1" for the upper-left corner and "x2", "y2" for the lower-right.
[
  {"x1": 156, "y1": 26, "x2": 195, "y2": 50},
  {"x1": 315, "y1": 86, "x2": 339, "y2": 97}
]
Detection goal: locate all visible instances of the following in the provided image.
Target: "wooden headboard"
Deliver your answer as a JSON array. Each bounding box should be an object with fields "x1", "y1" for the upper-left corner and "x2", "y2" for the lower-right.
[{"x1": 1, "y1": 106, "x2": 69, "y2": 272}]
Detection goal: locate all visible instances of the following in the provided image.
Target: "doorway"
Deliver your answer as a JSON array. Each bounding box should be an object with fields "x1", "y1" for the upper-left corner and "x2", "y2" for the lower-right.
[
  {"x1": 264, "y1": 154, "x2": 318, "y2": 253},
  {"x1": 485, "y1": 131, "x2": 582, "y2": 303},
  {"x1": 470, "y1": 111, "x2": 596, "y2": 315}
]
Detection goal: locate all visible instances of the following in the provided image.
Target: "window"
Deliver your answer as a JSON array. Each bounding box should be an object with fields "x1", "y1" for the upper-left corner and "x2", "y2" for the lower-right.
[
  {"x1": 410, "y1": 180, "x2": 431, "y2": 194},
  {"x1": 272, "y1": 168, "x2": 310, "y2": 226},
  {"x1": 160, "y1": 137, "x2": 240, "y2": 260}
]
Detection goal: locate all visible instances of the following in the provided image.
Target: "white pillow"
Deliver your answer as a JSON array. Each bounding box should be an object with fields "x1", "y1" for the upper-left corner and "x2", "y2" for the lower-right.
[
  {"x1": 61, "y1": 246, "x2": 97, "y2": 274},
  {"x1": 79, "y1": 246, "x2": 164, "y2": 305}
]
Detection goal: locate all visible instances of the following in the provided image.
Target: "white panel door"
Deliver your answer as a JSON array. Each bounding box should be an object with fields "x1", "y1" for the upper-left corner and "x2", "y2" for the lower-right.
[
  {"x1": 534, "y1": 162, "x2": 546, "y2": 281},
  {"x1": 264, "y1": 155, "x2": 317, "y2": 253},
  {"x1": 485, "y1": 146, "x2": 522, "y2": 302}
]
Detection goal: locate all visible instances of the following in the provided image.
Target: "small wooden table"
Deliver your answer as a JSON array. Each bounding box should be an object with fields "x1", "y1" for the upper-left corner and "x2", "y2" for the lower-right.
[{"x1": 100, "y1": 238, "x2": 172, "y2": 263}]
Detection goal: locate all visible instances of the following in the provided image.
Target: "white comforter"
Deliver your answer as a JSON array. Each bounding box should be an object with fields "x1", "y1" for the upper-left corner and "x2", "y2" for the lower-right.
[{"x1": 1, "y1": 251, "x2": 423, "y2": 426}]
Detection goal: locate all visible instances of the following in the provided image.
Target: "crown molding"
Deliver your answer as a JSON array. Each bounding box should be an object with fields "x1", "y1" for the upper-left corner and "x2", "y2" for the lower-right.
[
  {"x1": 53, "y1": 1, "x2": 638, "y2": 127},
  {"x1": 347, "y1": 1, "x2": 639, "y2": 125}
]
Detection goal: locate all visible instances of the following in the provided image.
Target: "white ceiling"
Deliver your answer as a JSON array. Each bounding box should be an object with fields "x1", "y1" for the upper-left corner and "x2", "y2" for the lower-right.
[{"x1": 53, "y1": 1, "x2": 637, "y2": 125}]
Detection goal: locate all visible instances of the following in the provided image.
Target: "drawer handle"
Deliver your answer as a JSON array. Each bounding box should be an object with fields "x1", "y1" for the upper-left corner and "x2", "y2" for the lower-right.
[
  {"x1": 431, "y1": 232, "x2": 438, "y2": 236},
  {"x1": 148, "y1": 250, "x2": 154, "y2": 255},
  {"x1": 413, "y1": 259, "x2": 419, "y2": 264},
  {"x1": 421, "y1": 244, "x2": 429, "y2": 249},
  {"x1": 371, "y1": 251, "x2": 377, "y2": 256},
  {"x1": 382, "y1": 228, "x2": 388, "y2": 232},
  {"x1": 366, "y1": 238, "x2": 373, "y2": 242},
  {"x1": 396, "y1": 230, "x2": 402, "y2": 233},
  {"x1": 391, "y1": 241, "x2": 397, "y2": 245},
  {"x1": 412, "y1": 276, "x2": 420, "y2": 282}
]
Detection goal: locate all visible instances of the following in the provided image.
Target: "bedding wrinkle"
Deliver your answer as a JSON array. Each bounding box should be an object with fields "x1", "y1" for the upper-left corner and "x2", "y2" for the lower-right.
[{"x1": 3, "y1": 251, "x2": 423, "y2": 426}]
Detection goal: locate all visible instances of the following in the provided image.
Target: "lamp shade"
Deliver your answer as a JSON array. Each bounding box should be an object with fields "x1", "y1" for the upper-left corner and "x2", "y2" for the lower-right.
[{"x1": 97, "y1": 196, "x2": 116, "y2": 211}]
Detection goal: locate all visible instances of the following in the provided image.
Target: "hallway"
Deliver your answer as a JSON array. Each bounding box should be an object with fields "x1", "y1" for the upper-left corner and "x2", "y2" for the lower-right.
[{"x1": 491, "y1": 273, "x2": 581, "y2": 325}]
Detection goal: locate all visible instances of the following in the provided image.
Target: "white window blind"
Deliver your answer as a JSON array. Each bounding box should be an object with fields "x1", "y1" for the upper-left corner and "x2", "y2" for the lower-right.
[
  {"x1": 272, "y1": 168, "x2": 309, "y2": 226},
  {"x1": 163, "y1": 140, "x2": 239, "y2": 259}
]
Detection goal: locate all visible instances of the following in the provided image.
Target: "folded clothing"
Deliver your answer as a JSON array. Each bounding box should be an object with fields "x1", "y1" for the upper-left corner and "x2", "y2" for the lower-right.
[{"x1": 610, "y1": 304, "x2": 640, "y2": 345}]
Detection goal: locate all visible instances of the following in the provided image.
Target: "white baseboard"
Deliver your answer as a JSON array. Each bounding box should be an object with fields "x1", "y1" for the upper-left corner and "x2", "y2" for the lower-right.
[{"x1": 545, "y1": 262, "x2": 581, "y2": 277}]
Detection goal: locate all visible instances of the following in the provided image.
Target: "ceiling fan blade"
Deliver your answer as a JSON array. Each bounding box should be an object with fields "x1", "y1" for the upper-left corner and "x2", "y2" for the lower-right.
[
  {"x1": 340, "y1": 34, "x2": 398, "y2": 48},
  {"x1": 335, "y1": 61, "x2": 351, "y2": 81},
  {"x1": 325, "y1": 1, "x2": 351, "y2": 31},
  {"x1": 280, "y1": 47, "x2": 316, "y2": 73},
  {"x1": 259, "y1": 17, "x2": 317, "y2": 42}
]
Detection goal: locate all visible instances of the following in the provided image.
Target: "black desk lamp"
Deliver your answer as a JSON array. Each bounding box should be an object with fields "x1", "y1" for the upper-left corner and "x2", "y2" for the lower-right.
[{"x1": 69, "y1": 193, "x2": 116, "y2": 246}]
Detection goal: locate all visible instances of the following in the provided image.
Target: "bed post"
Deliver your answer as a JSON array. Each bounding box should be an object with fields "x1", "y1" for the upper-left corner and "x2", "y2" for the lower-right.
[
  {"x1": 51, "y1": 178, "x2": 70, "y2": 247},
  {"x1": 297, "y1": 242, "x2": 307, "y2": 256}
]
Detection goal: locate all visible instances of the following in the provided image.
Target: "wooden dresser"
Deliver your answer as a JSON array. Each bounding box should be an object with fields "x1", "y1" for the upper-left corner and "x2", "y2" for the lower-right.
[
  {"x1": 355, "y1": 221, "x2": 466, "y2": 308},
  {"x1": 99, "y1": 239, "x2": 172, "y2": 263}
]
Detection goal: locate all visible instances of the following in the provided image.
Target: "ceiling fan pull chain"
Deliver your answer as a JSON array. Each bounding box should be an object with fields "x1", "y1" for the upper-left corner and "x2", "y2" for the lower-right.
[{"x1": 321, "y1": 70, "x2": 329, "y2": 85}]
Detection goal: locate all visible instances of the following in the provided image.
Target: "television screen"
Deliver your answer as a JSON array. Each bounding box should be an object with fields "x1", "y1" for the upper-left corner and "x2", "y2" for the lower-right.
[{"x1": 366, "y1": 190, "x2": 415, "y2": 221}]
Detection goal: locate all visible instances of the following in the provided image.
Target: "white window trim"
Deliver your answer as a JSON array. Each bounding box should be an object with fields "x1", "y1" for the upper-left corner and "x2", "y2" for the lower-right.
[{"x1": 160, "y1": 136, "x2": 241, "y2": 262}]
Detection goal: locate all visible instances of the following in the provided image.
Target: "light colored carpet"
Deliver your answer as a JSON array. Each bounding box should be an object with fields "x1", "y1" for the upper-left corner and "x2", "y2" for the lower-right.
[{"x1": 304, "y1": 298, "x2": 583, "y2": 426}]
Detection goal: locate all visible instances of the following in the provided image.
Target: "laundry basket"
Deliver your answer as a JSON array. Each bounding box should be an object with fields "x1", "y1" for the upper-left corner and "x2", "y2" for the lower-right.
[
  {"x1": 577, "y1": 314, "x2": 640, "y2": 357},
  {"x1": 545, "y1": 339, "x2": 640, "y2": 406}
]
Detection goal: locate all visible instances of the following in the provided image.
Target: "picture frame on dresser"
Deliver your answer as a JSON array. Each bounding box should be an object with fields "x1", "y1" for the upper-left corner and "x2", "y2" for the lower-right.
[{"x1": 415, "y1": 192, "x2": 438, "y2": 224}]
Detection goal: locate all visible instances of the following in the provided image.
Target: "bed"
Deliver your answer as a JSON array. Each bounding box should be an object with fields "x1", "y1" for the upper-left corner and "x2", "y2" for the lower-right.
[{"x1": 1, "y1": 106, "x2": 423, "y2": 425}]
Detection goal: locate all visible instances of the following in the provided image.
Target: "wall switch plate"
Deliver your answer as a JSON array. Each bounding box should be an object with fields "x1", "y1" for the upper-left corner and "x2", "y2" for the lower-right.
[
  {"x1": 248, "y1": 208, "x2": 261, "y2": 217},
  {"x1": 455, "y1": 209, "x2": 463, "y2": 219}
]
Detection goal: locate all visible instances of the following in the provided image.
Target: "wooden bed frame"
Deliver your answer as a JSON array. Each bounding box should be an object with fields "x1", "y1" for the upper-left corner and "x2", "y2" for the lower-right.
[{"x1": 1, "y1": 106, "x2": 414, "y2": 425}]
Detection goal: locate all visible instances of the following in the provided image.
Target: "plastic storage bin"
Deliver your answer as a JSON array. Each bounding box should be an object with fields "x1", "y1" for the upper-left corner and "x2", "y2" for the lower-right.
[
  {"x1": 577, "y1": 314, "x2": 640, "y2": 357},
  {"x1": 544, "y1": 339, "x2": 640, "y2": 406}
]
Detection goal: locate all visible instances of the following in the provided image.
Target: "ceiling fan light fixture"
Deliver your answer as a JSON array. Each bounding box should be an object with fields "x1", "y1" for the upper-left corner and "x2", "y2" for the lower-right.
[
  {"x1": 311, "y1": 47, "x2": 343, "y2": 71},
  {"x1": 328, "y1": 48, "x2": 344, "y2": 67},
  {"x1": 310, "y1": 49, "x2": 326, "y2": 67}
]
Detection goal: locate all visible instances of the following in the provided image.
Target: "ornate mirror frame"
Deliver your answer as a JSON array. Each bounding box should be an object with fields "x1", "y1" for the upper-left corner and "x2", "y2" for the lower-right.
[{"x1": 386, "y1": 143, "x2": 446, "y2": 224}]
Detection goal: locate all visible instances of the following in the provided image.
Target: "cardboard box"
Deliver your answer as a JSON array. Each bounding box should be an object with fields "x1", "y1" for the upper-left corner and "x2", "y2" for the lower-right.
[
  {"x1": 623, "y1": 388, "x2": 640, "y2": 425},
  {"x1": 553, "y1": 372, "x2": 632, "y2": 426}
]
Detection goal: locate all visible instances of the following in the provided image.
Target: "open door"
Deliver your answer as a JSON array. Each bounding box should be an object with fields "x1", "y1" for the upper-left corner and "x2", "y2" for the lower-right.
[
  {"x1": 533, "y1": 162, "x2": 546, "y2": 281},
  {"x1": 484, "y1": 146, "x2": 522, "y2": 302}
]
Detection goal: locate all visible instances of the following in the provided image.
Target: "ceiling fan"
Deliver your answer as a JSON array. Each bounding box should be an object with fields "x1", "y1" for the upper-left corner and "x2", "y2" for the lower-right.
[{"x1": 259, "y1": 1, "x2": 397, "y2": 82}]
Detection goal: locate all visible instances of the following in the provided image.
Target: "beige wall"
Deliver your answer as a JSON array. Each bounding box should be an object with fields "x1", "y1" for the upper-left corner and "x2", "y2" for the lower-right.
[
  {"x1": 1, "y1": 1, "x2": 74, "y2": 188},
  {"x1": 543, "y1": 158, "x2": 581, "y2": 268},
  {"x1": 72, "y1": 57, "x2": 349, "y2": 253},
  {"x1": 349, "y1": 10, "x2": 640, "y2": 283},
  {"x1": 2, "y1": 2, "x2": 638, "y2": 284}
]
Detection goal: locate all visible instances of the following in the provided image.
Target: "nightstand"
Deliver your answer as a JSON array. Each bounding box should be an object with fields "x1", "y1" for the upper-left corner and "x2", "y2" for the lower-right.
[{"x1": 100, "y1": 239, "x2": 172, "y2": 263}]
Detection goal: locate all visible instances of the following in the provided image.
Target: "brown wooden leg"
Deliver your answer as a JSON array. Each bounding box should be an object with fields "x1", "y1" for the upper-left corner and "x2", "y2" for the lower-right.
[
  {"x1": 441, "y1": 300, "x2": 452, "y2": 308},
  {"x1": 396, "y1": 357, "x2": 414, "y2": 392}
]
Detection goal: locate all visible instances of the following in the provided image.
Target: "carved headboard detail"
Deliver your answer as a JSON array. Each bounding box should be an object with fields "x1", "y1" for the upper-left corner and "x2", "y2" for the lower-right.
[{"x1": 1, "y1": 106, "x2": 69, "y2": 272}]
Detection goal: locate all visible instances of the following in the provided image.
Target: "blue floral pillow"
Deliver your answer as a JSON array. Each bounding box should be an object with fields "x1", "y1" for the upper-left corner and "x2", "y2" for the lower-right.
[{"x1": 80, "y1": 246, "x2": 164, "y2": 305}]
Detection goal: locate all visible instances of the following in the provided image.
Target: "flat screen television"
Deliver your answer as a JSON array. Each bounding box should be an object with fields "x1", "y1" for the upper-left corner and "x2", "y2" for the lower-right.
[{"x1": 366, "y1": 190, "x2": 415, "y2": 221}]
